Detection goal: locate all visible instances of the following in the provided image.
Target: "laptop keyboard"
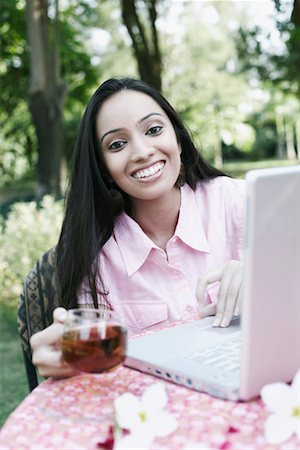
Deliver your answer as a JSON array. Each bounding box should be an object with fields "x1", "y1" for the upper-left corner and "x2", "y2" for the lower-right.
[{"x1": 186, "y1": 337, "x2": 241, "y2": 377}]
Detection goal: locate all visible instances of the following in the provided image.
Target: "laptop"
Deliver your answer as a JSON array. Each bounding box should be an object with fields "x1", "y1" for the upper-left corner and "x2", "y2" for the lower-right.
[{"x1": 125, "y1": 165, "x2": 300, "y2": 401}]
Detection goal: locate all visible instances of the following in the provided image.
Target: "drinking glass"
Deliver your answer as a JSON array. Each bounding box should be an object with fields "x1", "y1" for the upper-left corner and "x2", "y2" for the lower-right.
[{"x1": 61, "y1": 306, "x2": 127, "y2": 373}]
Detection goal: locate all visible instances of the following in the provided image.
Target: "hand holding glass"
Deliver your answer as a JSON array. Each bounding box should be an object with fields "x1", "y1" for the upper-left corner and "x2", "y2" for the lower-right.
[{"x1": 61, "y1": 307, "x2": 127, "y2": 373}]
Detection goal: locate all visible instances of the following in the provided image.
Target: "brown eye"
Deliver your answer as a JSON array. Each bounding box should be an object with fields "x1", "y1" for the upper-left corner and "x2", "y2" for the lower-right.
[
  {"x1": 146, "y1": 126, "x2": 163, "y2": 135},
  {"x1": 108, "y1": 140, "x2": 126, "y2": 151}
]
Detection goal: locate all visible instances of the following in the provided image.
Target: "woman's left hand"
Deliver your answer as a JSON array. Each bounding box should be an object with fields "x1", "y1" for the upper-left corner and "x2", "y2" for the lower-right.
[{"x1": 196, "y1": 260, "x2": 243, "y2": 327}]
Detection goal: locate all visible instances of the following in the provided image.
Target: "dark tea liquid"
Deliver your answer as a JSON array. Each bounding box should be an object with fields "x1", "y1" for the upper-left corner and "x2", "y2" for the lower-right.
[{"x1": 61, "y1": 324, "x2": 127, "y2": 373}]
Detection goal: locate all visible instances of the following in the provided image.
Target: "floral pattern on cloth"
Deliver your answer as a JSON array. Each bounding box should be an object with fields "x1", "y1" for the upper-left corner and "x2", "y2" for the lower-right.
[{"x1": 1, "y1": 365, "x2": 300, "y2": 450}]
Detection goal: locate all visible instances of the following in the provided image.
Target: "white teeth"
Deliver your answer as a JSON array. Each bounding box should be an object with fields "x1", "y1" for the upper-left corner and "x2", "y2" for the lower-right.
[{"x1": 132, "y1": 162, "x2": 164, "y2": 179}]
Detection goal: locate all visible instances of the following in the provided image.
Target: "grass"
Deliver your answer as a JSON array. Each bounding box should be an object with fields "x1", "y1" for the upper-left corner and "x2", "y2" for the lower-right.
[
  {"x1": 0, "y1": 177, "x2": 36, "y2": 204},
  {"x1": 223, "y1": 158, "x2": 299, "y2": 178},
  {"x1": 0, "y1": 307, "x2": 28, "y2": 427}
]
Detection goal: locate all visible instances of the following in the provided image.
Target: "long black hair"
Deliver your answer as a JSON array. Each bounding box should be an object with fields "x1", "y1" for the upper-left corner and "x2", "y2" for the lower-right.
[{"x1": 56, "y1": 77, "x2": 225, "y2": 309}]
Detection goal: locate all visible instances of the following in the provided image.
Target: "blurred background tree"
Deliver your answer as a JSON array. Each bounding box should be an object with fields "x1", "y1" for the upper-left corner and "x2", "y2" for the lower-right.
[
  {"x1": 120, "y1": 0, "x2": 162, "y2": 90},
  {"x1": 236, "y1": 0, "x2": 300, "y2": 161},
  {"x1": 26, "y1": 0, "x2": 66, "y2": 198},
  {"x1": 1, "y1": 0, "x2": 299, "y2": 201},
  {"x1": 1, "y1": 0, "x2": 100, "y2": 198}
]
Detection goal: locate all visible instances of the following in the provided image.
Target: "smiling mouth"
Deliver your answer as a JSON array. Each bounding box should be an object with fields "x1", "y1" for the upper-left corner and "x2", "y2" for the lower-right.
[{"x1": 131, "y1": 161, "x2": 165, "y2": 179}]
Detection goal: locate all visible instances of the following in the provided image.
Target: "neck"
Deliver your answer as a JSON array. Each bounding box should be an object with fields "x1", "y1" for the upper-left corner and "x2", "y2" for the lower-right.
[{"x1": 130, "y1": 187, "x2": 181, "y2": 250}]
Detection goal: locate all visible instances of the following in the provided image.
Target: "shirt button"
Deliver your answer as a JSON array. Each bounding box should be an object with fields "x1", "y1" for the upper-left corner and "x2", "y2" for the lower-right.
[{"x1": 186, "y1": 305, "x2": 194, "y2": 313}]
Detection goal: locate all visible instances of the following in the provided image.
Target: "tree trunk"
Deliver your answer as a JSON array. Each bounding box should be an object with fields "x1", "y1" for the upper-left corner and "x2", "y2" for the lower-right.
[
  {"x1": 26, "y1": 0, "x2": 67, "y2": 198},
  {"x1": 285, "y1": 121, "x2": 297, "y2": 160},
  {"x1": 120, "y1": 0, "x2": 162, "y2": 91},
  {"x1": 213, "y1": 95, "x2": 223, "y2": 168},
  {"x1": 295, "y1": 118, "x2": 300, "y2": 159},
  {"x1": 275, "y1": 110, "x2": 285, "y2": 159},
  {"x1": 291, "y1": 0, "x2": 300, "y2": 26}
]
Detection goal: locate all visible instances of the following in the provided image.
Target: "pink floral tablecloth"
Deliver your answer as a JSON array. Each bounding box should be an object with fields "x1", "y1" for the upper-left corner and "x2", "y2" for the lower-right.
[{"x1": 0, "y1": 366, "x2": 298, "y2": 450}]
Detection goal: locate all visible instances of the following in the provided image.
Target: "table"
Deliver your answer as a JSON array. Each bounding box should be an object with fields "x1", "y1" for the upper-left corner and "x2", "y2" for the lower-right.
[{"x1": 1, "y1": 364, "x2": 299, "y2": 450}]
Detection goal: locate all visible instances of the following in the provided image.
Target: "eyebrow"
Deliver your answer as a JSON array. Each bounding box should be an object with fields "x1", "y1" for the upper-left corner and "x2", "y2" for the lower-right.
[{"x1": 99, "y1": 112, "x2": 163, "y2": 143}]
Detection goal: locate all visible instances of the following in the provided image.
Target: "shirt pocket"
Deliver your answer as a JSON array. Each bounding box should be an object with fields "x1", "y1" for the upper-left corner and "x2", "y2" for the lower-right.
[{"x1": 121, "y1": 301, "x2": 168, "y2": 332}]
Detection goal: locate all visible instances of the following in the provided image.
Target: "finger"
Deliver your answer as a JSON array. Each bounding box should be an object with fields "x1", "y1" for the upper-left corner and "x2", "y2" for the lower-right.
[
  {"x1": 234, "y1": 280, "x2": 244, "y2": 316},
  {"x1": 53, "y1": 307, "x2": 67, "y2": 324},
  {"x1": 212, "y1": 267, "x2": 233, "y2": 326},
  {"x1": 219, "y1": 277, "x2": 241, "y2": 327},
  {"x1": 32, "y1": 346, "x2": 65, "y2": 368},
  {"x1": 214, "y1": 264, "x2": 243, "y2": 327},
  {"x1": 30, "y1": 322, "x2": 64, "y2": 350},
  {"x1": 38, "y1": 364, "x2": 77, "y2": 379},
  {"x1": 198, "y1": 303, "x2": 216, "y2": 319},
  {"x1": 196, "y1": 267, "x2": 223, "y2": 307}
]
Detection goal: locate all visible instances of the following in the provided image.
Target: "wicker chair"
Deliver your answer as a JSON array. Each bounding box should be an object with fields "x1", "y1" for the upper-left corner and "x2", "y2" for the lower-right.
[{"x1": 17, "y1": 247, "x2": 60, "y2": 391}]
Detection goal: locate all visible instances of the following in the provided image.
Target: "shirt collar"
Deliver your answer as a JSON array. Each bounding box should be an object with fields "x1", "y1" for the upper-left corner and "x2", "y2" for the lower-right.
[
  {"x1": 112, "y1": 183, "x2": 210, "y2": 277},
  {"x1": 175, "y1": 183, "x2": 210, "y2": 253},
  {"x1": 113, "y1": 213, "x2": 156, "y2": 277}
]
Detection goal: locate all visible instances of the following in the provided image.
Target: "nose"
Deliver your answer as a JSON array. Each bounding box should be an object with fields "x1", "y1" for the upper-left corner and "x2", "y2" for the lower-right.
[{"x1": 130, "y1": 134, "x2": 154, "y2": 162}]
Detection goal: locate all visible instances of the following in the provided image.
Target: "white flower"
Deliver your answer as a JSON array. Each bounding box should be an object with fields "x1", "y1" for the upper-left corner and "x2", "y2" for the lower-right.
[
  {"x1": 114, "y1": 432, "x2": 152, "y2": 450},
  {"x1": 114, "y1": 383, "x2": 177, "y2": 449},
  {"x1": 261, "y1": 369, "x2": 300, "y2": 444}
]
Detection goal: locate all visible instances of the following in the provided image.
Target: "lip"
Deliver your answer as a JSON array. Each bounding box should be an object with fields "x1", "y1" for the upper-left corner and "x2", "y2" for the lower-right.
[{"x1": 130, "y1": 160, "x2": 166, "y2": 180}]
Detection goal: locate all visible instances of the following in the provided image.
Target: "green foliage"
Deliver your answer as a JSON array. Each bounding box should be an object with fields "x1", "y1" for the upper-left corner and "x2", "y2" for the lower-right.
[
  {"x1": 0, "y1": 196, "x2": 63, "y2": 310},
  {"x1": 0, "y1": 305, "x2": 28, "y2": 426},
  {"x1": 0, "y1": 0, "x2": 29, "y2": 116},
  {"x1": 0, "y1": 1, "x2": 33, "y2": 186},
  {"x1": 1, "y1": 0, "x2": 299, "y2": 188},
  {"x1": 60, "y1": 5, "x2": 100, "y2": 106},
  {"x1": 0, "y1": 104, "x2": 36, "y2": 188},
  {"x1": 0, "y1": 196, "x2": 64, "y2": 423},
  {"x1": 162, "y1": 1, "x2": 259, "y2": 161},
  {"x1": 235, "y1": 0, "x2": 299, "y2": 95},
  {"x1": 0, "y1": 0, "x2": 100, "y2": 183}
]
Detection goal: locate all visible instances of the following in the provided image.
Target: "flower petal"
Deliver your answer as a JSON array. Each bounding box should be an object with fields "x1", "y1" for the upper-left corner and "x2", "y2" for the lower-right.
[
  {"x1": 114, "y1": 432, "x2": 153, "y2": 450},
  {"x1": 291, "y1": 369, "x2": 300, "y2": 396},
  {"x1": 261, "y1": 383, "x2": 294, "y2": 414},
  {"x1": 114, "y1": 393, "x2": 141, "y2": 430},
  {"x1": 142, "y1": 383, "x2": 167, "y2": 413},
  {"x1": 149, "y1": 411, "x2": 178, "y2": 437},
  {"x1": 296, "y1": 418, "x2": 300, "y2": 440},
  {"x1": 264, "y1": 414, "x2": 295, "y2": 444}
]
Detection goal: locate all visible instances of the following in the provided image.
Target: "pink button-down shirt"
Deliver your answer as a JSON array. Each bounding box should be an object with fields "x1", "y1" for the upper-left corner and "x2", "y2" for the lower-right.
[{"x1": 78, "y1": 176, "x2": 246, "y2": 336}]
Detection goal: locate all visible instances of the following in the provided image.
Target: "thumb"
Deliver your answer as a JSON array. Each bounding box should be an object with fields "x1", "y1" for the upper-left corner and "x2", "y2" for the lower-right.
[{"x1": 53, "y1": 307, "x2": 67, "y2": 324}]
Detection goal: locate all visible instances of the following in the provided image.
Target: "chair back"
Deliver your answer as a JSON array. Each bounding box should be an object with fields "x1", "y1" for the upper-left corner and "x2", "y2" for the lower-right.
[{"x1": 18, "y1": 247, "x2": 60, "y2": 391}]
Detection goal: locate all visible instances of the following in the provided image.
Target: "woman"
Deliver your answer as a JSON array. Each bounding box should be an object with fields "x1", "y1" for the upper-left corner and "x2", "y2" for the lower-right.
[{"x1": 31, "y1": 77, "x2": 245, "y2": 378}]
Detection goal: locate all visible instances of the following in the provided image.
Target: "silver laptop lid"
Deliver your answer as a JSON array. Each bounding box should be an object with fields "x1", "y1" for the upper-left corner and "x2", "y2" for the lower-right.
[{"x1": 240, "y1": 165, "x2": 300, "y2": 400}]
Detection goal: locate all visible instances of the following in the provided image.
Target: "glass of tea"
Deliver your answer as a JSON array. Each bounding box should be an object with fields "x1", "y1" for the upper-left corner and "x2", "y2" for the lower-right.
[{"x1": 61, "y1": 306, "x2": 127, "y2": 373}]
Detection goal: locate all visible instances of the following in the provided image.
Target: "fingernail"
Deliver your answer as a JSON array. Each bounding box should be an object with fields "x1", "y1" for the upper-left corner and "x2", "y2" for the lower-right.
[
  {"x1": 213, "y1": 317, "x2": 221, "y2": 327},
  {"x1": 221, "y1": 318, "x2": 229, "y2": 327}
]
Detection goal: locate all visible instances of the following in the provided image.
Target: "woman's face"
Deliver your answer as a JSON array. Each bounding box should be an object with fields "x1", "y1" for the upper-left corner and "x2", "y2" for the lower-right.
[{"x1": 96, "y1": 90, "x2": 181, "y2": 203}]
